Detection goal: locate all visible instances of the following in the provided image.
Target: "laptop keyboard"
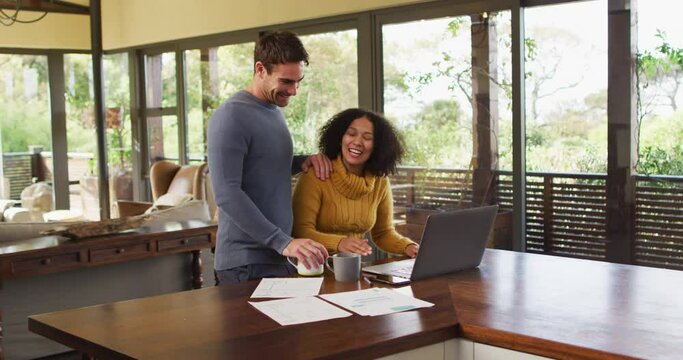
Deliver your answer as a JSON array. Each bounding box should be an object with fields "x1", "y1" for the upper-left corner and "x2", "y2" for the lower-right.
[{"x1": 387, "y1": 266, "x2": 413, "y2": 278}]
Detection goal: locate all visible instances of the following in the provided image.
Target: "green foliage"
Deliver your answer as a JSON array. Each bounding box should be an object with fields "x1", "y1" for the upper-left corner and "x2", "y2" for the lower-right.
[
  {"x1": 638, "y1": 30, "x2": 683, "y2": 79},
  {"x1": 525, "y1": 38, "x2": 538, "y2": 61},
  {"x1": 638, "y1": 145, "x2": 683, "y2": 175},
  {"x1": 0, "y1": 104, "x2": 51, "y2": 152},
  {"x1": 284, "y1": 31, "x2": 358, "y2": 154},
  {"x1": 636, "y1": 30, "x2": 683, "y2": 175},
  {"x1": 401, "y1": 99, "x2": 470, "y2": 167},
  {"x1": 447, "y1": 18, "x2": 465, "y2": 37},
  {"x1": 0, "y1": 54, "x2": 52, "y2": 152}
]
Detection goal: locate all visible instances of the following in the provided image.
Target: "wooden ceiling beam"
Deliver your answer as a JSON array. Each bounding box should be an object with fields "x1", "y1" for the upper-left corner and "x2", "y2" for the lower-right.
[{"x1": 0, "y1": 0, "x2": 89, "y2": 15}]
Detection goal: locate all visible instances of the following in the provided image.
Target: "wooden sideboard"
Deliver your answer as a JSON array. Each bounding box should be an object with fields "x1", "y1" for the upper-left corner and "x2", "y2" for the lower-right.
[
  {"x1": 0, "y1": 220, "x2": 215, "y2": 287},
  {"x1": 0, "y1": 220, "x2": 216, "y2": 360},
  {"x1": 27, "y1": 249, "x2": 683, "y2": 359}
]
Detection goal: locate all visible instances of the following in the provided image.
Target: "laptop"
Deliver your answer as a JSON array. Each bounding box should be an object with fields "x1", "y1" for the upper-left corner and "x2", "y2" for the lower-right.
[{"x1": 363, "y1": 205, "x2": 498, "y2": 282}]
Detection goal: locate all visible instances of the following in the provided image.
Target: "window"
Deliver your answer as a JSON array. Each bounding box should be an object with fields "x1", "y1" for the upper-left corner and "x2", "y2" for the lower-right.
[
  {"x1": 284, "y1": 30, "x2": 358, "y2": 155},
  {"x1": 145, "y1": 52, "x2": 179, "y2": 164},
  {"x1": 184, "y1": 42, "x2": 254, "y2": 163},
  {"x1": 0, "y1": 54, "x2": 51, "y2": 200},
  {"x1": 524, "y1": 0, "x2": 608, "y2": 259},
  {"x1": 382, "y1": 11, "x2": 513, "y2": 245},
  {"x1": 637, "y1": 0, "x2": 683, "y2": 175},
  {"x1": 525, "y1": 0, "x2": 607, "y2": 173},
  {"x1": 64, "y1": 53, "x2": 98, "y2": 219},
  {"x1": 104, "y1": 53, "x2": 132, "y2": 217},
  {"x1": 384, "y1": 16, "x2": 474, "y2": 168}
]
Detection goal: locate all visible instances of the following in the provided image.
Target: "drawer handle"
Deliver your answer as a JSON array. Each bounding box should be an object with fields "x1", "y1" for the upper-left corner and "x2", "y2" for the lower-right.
[
  {"x1": 41, "y1": 258, "x2": 52, "y2": 265},
  {"x1": 180, "y1": 239, "x2": 189, "y2": 245},
  {"x1": 116, "y1": 248, "x2": 126, "y2": 254}
]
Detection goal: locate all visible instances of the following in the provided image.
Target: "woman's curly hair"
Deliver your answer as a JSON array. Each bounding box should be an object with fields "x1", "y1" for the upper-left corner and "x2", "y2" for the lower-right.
[{"x1": 318, "y1": 108, "x2": 404, "y2": 177}]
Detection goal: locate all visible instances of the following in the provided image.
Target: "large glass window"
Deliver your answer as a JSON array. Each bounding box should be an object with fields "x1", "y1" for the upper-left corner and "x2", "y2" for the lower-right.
[
  {"x1": 64, "y1": 54, "x2": 98, "y2": 219},
  {"x1": 284, "y1": 30, "x2": 358, "y2": 155},
  {"x1": 104, "y1": 53, "x2": 132, "y2": 217},
  {"x1": 382, "y1": 12, "x2": 513, "y2": 248},
  {"x1": 145, "y1": 52, "x2": 178, "y2": 164},
  {"x1": 384, "y1": 17, "x2": 474, "y2": 168},
  {"x1": 184, "y1": 43, "x2": 253, "y2": 164},
  {"x1": 525, "y1": 1, "x2": 607, "y2": 173},
  {"x1": 634, "y1": 1, "x2": 683, "y2": 270},
  {"x1": 637, "y1": 0, "x2": 683, "y2": 175},
  {"x1": 0, "y1": 54, "x2": 51, "y2": 200},
  {"x1": 524, "y1": 1, "x2": 608, "y2": 259}
]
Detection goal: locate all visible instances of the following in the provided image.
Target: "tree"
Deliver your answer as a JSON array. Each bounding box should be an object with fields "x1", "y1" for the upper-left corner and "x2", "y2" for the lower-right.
[
  {"x1": 525, "y1": 27, "x2": 584, "y2": 124},
  {"x1": 638, "y1": 30, "x2": 683, "y2": 113},
  {"x1": 283, "y1": 31, "x2": 358, "y2": 154},
  {"x1": 0, "y1": 54, "x2": 51, "y2": 152},
  {"x1": 402, "y1": 99, "x2": 468, "y2": 167},
  {"x1": 636, "y1": 30, "x2": 683, "y2": 176}
]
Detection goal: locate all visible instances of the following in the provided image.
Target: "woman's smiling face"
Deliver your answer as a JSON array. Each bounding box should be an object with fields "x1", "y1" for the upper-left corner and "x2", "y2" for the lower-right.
[{"x1": 341, "y1": 116, "x2": 374, "y2": 175}]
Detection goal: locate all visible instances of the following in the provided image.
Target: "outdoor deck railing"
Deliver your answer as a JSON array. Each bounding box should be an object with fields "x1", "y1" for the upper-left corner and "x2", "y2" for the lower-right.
[
  {"x1": 390, "y1": 166, "x2": 683, "y2": 271},
  {"x1": 633, "y1": 174, "x2": 683, "y2": 270},
  {"x1": 3, "y1": 155, "x2": 682, "y2": 270}
]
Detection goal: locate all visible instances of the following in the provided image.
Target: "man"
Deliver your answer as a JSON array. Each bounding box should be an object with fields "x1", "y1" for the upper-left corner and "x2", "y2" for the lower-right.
[{"x1": 208, "y1": 31, "x2": 331, "y2": 284}]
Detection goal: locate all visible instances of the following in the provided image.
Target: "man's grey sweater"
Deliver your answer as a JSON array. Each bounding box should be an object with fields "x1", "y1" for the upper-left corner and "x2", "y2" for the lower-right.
[{"x1": 208, "y1": 90, "x2": 298, "y2": 271}]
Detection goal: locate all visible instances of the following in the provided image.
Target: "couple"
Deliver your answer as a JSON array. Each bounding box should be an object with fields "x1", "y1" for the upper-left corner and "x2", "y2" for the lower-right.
[{"x1": 209, "y1": 31, "x2": 417, "y2": 284}]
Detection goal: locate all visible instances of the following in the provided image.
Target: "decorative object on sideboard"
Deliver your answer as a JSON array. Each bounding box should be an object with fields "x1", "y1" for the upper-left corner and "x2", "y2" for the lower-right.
[{"x1": 40, "y1": 215, "x2": 148, "y2": 241}]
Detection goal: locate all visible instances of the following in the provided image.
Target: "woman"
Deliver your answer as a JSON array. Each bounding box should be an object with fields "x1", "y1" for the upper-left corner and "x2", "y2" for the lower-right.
[{"x1": 293, "y1": 108, "x2": 419, "y2": 258}]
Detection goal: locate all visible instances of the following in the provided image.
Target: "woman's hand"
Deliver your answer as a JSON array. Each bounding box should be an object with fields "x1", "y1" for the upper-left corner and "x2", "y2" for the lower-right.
[
  {"x1": 338, "y1": 237, "x2": 373, "y2": 256},
  {"x1": 405, "y1": 244, "x2": 419, "y2": 258}
]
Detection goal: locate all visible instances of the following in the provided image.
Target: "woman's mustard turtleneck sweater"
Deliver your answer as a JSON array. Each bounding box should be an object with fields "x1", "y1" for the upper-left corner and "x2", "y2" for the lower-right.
[{"x1": 292, "y1": 156, "x2": 416, "y2": 254}]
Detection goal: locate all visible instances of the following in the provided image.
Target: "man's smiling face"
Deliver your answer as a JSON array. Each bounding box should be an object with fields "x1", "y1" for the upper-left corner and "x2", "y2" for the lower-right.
[{"x1": 255, "y1": 61, "x2": 305, "y2": 107}]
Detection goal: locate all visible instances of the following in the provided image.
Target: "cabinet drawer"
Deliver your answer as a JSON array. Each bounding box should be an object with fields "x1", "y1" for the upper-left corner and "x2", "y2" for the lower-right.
[
  {"x1": 11, "y1": 252, "x2": 81, "y2": 276},
  {"x1": 158, "y1": 234, "x2": 211, "y2": 252},
  {"x1": 90, "y1": 242, "x2": 150, "y2": 263}
]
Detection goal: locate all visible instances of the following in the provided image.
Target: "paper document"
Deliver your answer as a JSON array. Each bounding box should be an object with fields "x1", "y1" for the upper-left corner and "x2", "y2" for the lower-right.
[
  {"x1": 251, "y1": 278, "x2": 324, "y2": 298},
  {"x1": 320, "y1": 287, "x2": 434, "y2": 316},
  {"x1": 249, "y1": 297, "x2": 352, "y2": 326}
]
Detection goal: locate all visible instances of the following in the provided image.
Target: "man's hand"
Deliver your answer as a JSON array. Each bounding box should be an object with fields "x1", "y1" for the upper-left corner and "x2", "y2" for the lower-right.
[
  {"x1": 301, "y1": 153, "x2": 332, "y2": 180},
  {"x1": 283, "y1": 238, "x2": 329, "y2": 269},
  {"x1": 405, "y1": 244, "x2": 419, "y2": 258},
  {"x1": 338, "y1": 237, "x2": 373, "y2": 256}
]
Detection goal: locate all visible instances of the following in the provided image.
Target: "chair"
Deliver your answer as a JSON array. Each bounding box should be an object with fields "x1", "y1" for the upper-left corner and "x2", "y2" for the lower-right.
[{"x1": 117, "y1": 161, "x2": 213, "y2": 217}]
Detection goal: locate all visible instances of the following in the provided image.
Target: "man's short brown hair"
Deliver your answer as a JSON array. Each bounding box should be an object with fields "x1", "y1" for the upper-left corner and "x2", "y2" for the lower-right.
[{"x1": 254, "y1": 31, "x2": 309, "y2": 73}]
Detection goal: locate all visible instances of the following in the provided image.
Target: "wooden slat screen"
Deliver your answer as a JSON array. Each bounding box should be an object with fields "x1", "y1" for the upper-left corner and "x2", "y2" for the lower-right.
[
  {"x1": 533, "y1": 176, "x2": 608, "y2": 260},
  {"x1": 390, "y1": 167, "x2": 473, "y2": 209},
  {"x1": 3, "y1": 153, "x2": 34, "y2": 199},
  {"x1": 634, "y1": 176, "x2": 683, "y2": 270},
  {"x1": 470, "y1": 171, "x2": 608, "y2": 259}
]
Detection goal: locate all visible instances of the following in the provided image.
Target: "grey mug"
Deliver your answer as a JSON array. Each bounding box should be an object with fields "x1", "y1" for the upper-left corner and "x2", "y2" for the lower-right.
[{"x1": 326, "y1": 252, "x2": 361, "y2": 282}]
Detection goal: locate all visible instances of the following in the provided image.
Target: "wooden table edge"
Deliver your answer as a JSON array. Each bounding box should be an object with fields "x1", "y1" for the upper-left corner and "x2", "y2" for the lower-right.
[
  {"x1": 28, "y1": 316, "x2": 133, "y2": 360},
  {"x1": 320, "y1": 325, "x2": 458, "y2": 360}
]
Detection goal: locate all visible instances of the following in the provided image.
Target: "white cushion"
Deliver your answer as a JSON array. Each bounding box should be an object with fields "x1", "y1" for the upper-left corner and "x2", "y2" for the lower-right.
[
  {"x1": 21, "y1": 182, "x2": 54, "y2": 212},
  {"x1": 143, "y1": 200, "x2": 211, "y2": 228},
  {"x1": 143, "y1": 193, "x2": 194, "y2": 215},
  {"x1": 3, "y1": 207, "x2": 45, "y2": 223},
  {"x1": 155, "y1": 193, "x2": 194, "y2": 207},
  {"x1": 0, "y1": 199, "x2": 19, "y2": 221}
]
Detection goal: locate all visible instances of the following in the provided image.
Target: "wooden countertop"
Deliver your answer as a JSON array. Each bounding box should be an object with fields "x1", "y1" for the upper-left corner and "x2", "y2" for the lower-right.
[
  {"x1": 449, "y1": 250, "x2": 683, "y2": 359},
  {"x1": 29, "y1": 249, "x2": 683, "y2": 359}
]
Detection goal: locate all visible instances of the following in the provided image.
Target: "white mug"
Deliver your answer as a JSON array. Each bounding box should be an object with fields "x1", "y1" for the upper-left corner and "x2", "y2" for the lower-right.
[{"x1": 287, "y1": 257, "x2": 324, "y2": 276}]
